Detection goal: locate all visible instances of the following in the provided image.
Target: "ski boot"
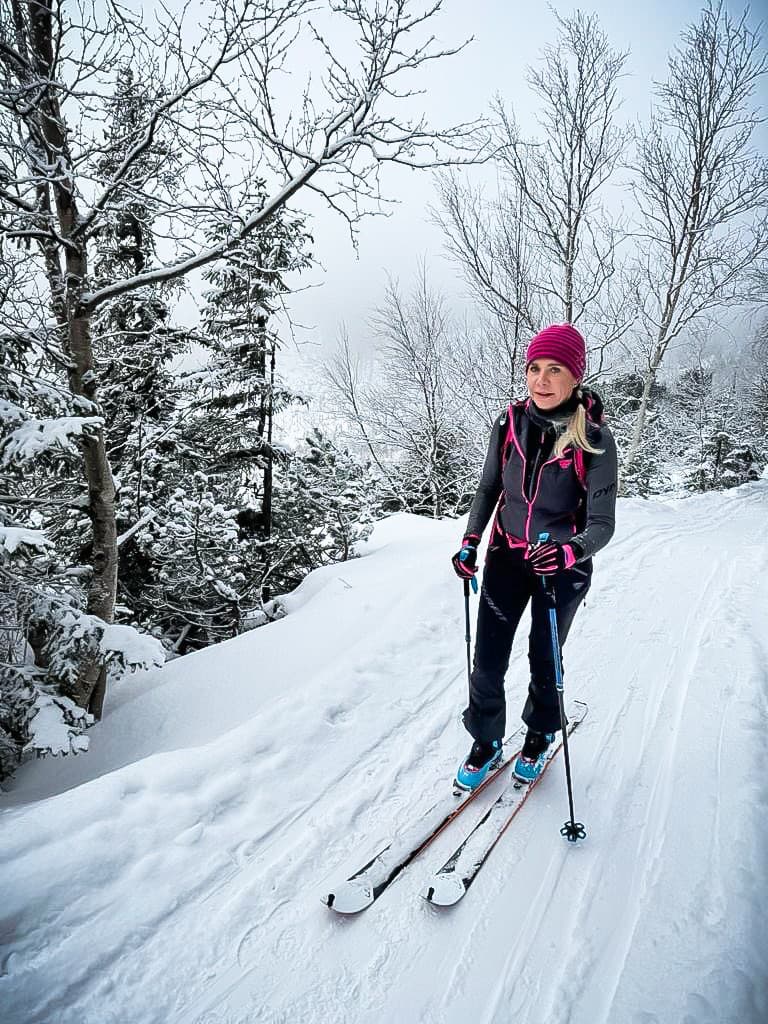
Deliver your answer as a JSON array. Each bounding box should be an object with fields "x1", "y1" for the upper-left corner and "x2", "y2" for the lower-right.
[
  {"x1": 455, "y1": 738, "x2": 502, "y2": 791},
  {"x1": 513, "y1": 730, "x2": 555, "y2": 783}
]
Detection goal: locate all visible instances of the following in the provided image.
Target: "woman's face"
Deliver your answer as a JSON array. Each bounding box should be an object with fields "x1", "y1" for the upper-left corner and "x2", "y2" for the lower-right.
[{"x1": 526, "y1": 359, "x2": 578, "y2": 410}]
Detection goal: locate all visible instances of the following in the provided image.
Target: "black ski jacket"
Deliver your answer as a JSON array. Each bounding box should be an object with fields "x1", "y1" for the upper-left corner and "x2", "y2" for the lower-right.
[{"x1": 465, "y1": 395, "x2": 617, "y2": 562}]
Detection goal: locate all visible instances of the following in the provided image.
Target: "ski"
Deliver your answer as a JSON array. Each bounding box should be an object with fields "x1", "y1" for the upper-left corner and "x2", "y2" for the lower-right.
[
  {"x1": 424, "y1": 700, "x2": 588, "y2": 907},
  {"x1": 323, "y1": 724, "x2": 527, "y2": 914}
]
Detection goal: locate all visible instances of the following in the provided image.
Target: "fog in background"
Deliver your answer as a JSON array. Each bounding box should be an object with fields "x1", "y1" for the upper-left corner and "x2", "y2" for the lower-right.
[{"x1": 164, "y1": 0, "x2": 767, "y2": 397}]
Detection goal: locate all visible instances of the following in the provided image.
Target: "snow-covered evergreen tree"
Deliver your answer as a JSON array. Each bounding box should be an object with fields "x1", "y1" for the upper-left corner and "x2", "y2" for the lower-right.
[
  {"x1": 670, "y1": 365, "x2": 713, "y2": 489},
  {"x1": 125, "y1": 472, "x2": 252, "y2": 648},
  {"x1": 92, "y1": 65, "x2": 184, "y2": 452},
  {"x1": 600, "y1": 372, "x2": 672, "y2": 495},
  {"x1": 0, "y1": 263, "x2": 161, "y2": 775},
  {"x1": 196, "y1": 189, "x2": 311, "y2": 539},
  {"x1": 659, "y1": 361, "x2": 762, "y2": 492},
  {"x1": 602, "y1": 354, "x2": 764, "y2": 497},
  {"x1": 273, "y1": 429, "x2": 382, "y2": 590},
  {"x1": 681, "y1": 374, "x2": 761, "y2": 492},
  {"x1": 695, "y1": 428, "x2": 761, "y2": 490},
  {"x1": 0, "y1": 510, "x2": 163, "y2": 780},
  {"x1": 0, "y1": 0, "x2": 466, "y2": 715},
  {"x1": 747, "y1": 316, "x2": 768, "y2": 466},
  {"x1": 109, "y1": 190, "x2": 311, "y2": 650},
  {"x1": 89, "y1": 67, "x2": 192, "y2": 641}
]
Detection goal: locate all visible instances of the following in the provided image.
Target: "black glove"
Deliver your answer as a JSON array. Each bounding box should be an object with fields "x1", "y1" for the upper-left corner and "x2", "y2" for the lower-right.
[
  {"x1": 451, "y1": 535, "x2": 480, "y2": 580},
  {"x1": 526, "y1": 540, "x2": 577, "y2": 575}
]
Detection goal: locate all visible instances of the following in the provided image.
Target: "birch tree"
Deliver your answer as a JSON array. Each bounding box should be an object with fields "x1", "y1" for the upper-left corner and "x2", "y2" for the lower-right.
[
  {"x1": 435, "y1": 9, "x2": 632, "y2": 384},
  {"x1": 0, "y1": 0, "x2": 477, "y2": 714},
  {"x1": 624, "y1": 1, "x2": 768, "y2": 474},
  {"x1": 327, "y1": 269, "x2": 475, "y2": 518}
]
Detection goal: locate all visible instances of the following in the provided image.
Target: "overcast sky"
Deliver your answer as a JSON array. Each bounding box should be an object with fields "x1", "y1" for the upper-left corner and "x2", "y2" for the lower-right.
[
  {"x1": 166, "y1": 1, "x2": 766, "y2": 384},
  {"x1": 269, "y1": 0, "x2": 767, "y2": 380}
]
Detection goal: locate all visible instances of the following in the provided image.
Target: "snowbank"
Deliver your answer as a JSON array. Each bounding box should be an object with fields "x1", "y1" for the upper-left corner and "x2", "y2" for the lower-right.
[{"x1": 2, "y1": 488, "x2": 767, "y2": 1024}]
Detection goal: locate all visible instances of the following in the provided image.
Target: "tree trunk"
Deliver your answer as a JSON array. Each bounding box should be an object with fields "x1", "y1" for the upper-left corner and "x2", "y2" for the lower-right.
[
  {"x1": 622, "y1": 370, "x2": 656, "y2": 481},
  {"x1": 564, "y1": 218, "x2": 575, "y2": 323},
  {"x1": 88, "y1": 667, "x2": 108, "y2": 720},
  {"x1": 30, "y1": 1, "x2": 117, "y2": 712},
  {"x1": 261, "y1": 333, "x2": 276, "y2": 542},
  {"x1": 624, "y1": 312, "x2": 675, "y2": 480},
  {"x1": 65, "y1": 289, "x2": 118, "y2": 714}
]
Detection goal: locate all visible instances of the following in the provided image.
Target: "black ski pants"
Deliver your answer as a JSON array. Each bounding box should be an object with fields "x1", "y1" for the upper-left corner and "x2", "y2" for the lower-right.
[{"x1": 462, "y1": 544, "x2": 591, "y2": 742}]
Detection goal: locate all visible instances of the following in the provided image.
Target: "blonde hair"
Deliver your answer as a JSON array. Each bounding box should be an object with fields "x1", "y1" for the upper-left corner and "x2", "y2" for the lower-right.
[{"x1": 554, "y1": 391, "x2": 605, "y2": 458}]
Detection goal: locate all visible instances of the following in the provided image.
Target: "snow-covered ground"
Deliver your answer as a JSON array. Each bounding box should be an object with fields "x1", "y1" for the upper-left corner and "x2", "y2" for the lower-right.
[{"x1": 2, "y1": 483, "x2": 767, "y2": 1024}]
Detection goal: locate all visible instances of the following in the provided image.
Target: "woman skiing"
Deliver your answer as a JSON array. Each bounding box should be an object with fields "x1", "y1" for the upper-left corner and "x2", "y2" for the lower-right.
[{"x1": 451, "y1": 323, "x2": 617, "y2": 789}]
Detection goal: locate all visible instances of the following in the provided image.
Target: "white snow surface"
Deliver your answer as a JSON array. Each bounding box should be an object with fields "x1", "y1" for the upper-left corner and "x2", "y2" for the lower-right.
[
  {"x1": 98, "y1": 622, "x2": 166, "y2": 672},
  {"x1": 24, "y1": 694, "x2": 91, "y2": 757},
  {"x1": 2, "y1": 484, "x2": 768, "y2": 1024},
  {"x1": 1, "y1": 414, "x2": 103, "y2": 464},
  {"x1": 0, "y1": 527, "x2": 50, "y2": 555}
]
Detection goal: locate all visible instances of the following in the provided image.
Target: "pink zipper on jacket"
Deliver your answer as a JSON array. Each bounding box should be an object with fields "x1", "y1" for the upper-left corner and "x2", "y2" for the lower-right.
[{"x1": 508, "y1": 402, "x2": 568, "y2": 545}]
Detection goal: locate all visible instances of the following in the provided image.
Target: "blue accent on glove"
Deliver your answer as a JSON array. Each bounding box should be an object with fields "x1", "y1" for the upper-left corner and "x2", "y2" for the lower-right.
[
  {"x1": 459, "y1": 548, "x2": 479, "y2": 592},
  {"x1": 452, "y1": 539, "x2": 479, "y2": 590}
]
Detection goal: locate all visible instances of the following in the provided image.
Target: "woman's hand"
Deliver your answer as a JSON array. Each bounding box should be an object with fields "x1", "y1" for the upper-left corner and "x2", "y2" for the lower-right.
[
  {"x1": 526, "y1": 540, "x2": 577, "y2": 575},
  {"x1": 451, "y1": 535, "x2": 480, "y2": 580}
]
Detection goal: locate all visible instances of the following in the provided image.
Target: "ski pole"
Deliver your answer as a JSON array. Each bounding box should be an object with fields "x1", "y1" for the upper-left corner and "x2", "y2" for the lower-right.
[
  {"x1": 463, "y1": 579, "x2": 472, "y2": 694},
  {"x1": 460, "y1": 549, "x2": 478, "y2": 700},
  {"x1": 536, "y1": 532, "x2": 587, "y2": 843}
]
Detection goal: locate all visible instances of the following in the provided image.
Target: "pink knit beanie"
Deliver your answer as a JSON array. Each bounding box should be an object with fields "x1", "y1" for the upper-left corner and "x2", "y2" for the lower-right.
[{"x1": 525, "y1": 324, "x2": 586, "y2": 382}]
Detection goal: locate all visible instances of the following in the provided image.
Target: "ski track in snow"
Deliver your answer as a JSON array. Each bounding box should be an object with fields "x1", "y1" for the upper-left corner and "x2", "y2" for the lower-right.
[
  {"x1": 471, "y1": 489, "x2": 768, "y2": 1024},
  {"x1": 2, "y1": 489, "x2": 768, "y2": 1024}
]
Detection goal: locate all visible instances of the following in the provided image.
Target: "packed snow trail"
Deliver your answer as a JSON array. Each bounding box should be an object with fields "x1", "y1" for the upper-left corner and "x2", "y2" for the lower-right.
[{"x1": 1, "y1": 484, "x2": 767, "y2": 1024}]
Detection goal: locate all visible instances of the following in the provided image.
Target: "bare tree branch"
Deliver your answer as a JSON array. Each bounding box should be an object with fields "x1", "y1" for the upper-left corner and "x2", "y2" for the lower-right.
[{"x1": 624, "y1": 0, "x2": 768, "y2": 473}]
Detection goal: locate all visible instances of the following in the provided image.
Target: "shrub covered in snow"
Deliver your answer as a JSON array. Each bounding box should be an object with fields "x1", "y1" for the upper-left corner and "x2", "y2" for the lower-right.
[{"x1": 0, "y1": 529, "x2": 164, "y2": 781}]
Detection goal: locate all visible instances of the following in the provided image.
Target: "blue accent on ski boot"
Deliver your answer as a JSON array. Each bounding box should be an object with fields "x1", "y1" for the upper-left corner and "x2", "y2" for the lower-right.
[
  {"x1": 513, "y1": 732, "x2": 555, "y2": 784},
  {"x1": 455, "y1": 738, "x2": 502, "y2": 791}
]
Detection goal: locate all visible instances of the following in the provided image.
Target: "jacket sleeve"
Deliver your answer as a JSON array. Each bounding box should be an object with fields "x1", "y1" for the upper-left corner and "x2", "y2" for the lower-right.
[
  {"x1": 464, "y1": 412, "x2": 505, "y2": 540},
  {"x1": 571, "y1": 426, "x2": 618, "y2": 561}
]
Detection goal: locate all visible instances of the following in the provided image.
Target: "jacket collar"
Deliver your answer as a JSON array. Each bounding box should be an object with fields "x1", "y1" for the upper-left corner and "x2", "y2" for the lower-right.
[{"x1": 526, "y1": 392, "x2": 580, "y2": 433}]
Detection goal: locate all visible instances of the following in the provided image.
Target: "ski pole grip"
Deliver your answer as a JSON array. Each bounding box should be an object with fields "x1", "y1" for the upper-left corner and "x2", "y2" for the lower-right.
[
  {"x1": 460, "y1": 551, "x2": 478, "y2": 594},
  {"x1": 536, "y1": 532, "x2": 555, "y2": 598}
]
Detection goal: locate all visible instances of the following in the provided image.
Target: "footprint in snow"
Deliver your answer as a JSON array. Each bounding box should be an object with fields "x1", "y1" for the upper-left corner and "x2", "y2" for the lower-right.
[
  {"x1": 236, "y1": 926, "x2": 261, "y2": 968},
  {"x1": 325, "y1": 704, "x2": 351, "y2": 726}
]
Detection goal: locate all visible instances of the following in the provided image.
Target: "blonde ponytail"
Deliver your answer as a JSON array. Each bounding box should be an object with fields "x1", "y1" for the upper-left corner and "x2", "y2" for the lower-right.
[{"x1": 554, "y1": 392, "x2": 605, "y2": 458}]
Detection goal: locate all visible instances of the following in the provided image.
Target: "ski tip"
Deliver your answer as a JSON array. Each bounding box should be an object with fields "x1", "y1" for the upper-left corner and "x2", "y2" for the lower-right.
[
  {"x1": 423, "y1": 873, "x2": 466, "y2": 907},
  {"x1": 323, "y1": 881, "x2": 375, "y2": 914}
]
